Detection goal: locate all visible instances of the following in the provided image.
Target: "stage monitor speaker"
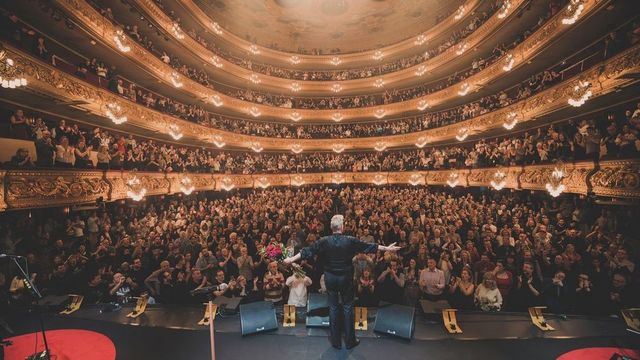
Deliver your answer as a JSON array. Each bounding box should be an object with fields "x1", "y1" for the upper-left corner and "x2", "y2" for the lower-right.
[
  {"x1": 373, "y1": 304, "x2": 415, "y2": 340},
  {"x1": 240, "y1": 301, "x2": 278, "y2": 336},
  {"x1": 306, "y1": 293, "x2": 330, "y2": 328}
]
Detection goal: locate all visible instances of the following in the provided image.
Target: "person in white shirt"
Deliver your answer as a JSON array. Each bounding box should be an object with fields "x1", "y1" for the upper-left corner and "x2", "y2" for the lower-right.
[
  {"x1": 475, "y1": 272, "x2": 503, "y2": 311},
  {"x1": 419, "y1": 258, "x2": 445, "y2": 300},
  {"x1": 286, "y1": 272, "x2": 312, "y2": 307}
]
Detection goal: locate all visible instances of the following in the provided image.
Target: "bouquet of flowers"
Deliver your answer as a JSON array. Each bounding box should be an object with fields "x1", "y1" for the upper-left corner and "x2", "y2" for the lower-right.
[{"x1": 260, "y1": 242, "x2": 306, "y2": 277}]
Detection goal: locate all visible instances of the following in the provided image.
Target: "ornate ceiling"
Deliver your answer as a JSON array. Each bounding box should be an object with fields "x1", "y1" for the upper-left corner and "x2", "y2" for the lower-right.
[{"x1": 197, "y1": 0, "x2": 459, "y2": 53}]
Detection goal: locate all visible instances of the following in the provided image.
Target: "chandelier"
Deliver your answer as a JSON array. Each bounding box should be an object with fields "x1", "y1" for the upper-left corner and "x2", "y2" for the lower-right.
[
  {"x1": 454, "y1": 5, "x2": 466, "y2": 20},
  {"x1": 414, "y1": 34, "x2": 428, "y2": 46},
  {"x1": 105, "y1": 102, "x2": 127, "y2": 124},
  {"x1": 331, "y1": 112, "x2": 344, "y2": 122},
  {"x1": 248, "y1": 44, "x2": 260, "y2": 55},
  {"x1": 211, "y1": 22, "x2": 223, "y2": 35},
  {"x1": 210, "y1": 95, "x2": 223, "y2": 107},
  {"x1": 373, "y1": 78, "x2": 384, "y2": 88},
  {"x1": 373, "y1": 109, "x2": 386, "y2": 119},
  {"x1": 417, "y1": 99, "x2": 429, "y2": 111},
  {"x1": 170, "y1": 72, "x2": 183, "y2": 88},
  {"x1": 372, "y1": 173, "x2": 386, "y2": 185},
  {"x1": 498, "y1": 0, "x2": 512, "y2": 19},
  {"x1": 455, "y1": 43, "x2": 468, "y2": 55},
  {"x1": 545, "y1": 162, "x2": 567, "y2": 197},
  {"x1": 168, "y1": 124, "x2": 183, "y2": 140},
  {"x1": 502, "y1": 53, "x2": 515, "y2": 72},
  {"x1": 0, "y1": 56, "x2": 27, "y2": 89},
  {"x1": 126, "y1": 175, "x2": 147, "y2": 201},
  {"x1": 250, "y1": 142, "x2": 263, "y2": 152},
  {"x1": 415, "y1": 136, "x2": 428, "y2": 148},
  {"x1": 180, "y1": 175, "x2": 195, "y2": 195},
  {"x1": 210, "y1": 56, "x2": 223, "y2": 68},
  {"x1": 374, "y1": 141, "x2": 387, "y2": 152},
  {"x1": 289, "y1": 55, "x2": 301, "y2": 65},
  {"x1": 291, "y1": 175, "x2": 305, "y2": 187},
  {"x1": 289, "y1": 111, "x2": 302, "y2": 122},
  {"x1": 290, "y1": 144, "x2": 303, "y2": 154},
  {"x1": 220, "y1": 177, "x2": 235, "y2": 191},
  {"x1": 113, "y1": 29, "x2": 130, "y2": 52},
  {"x1": 249, "y1": 73, "x2": 261, "y2": 84},
  {"x1": 171, "y1": 23, "x2": 185, "y2": 40},
  {"x1": 330, "y1": 56, "x2": 341, "y2": 66},
  {"x1": 330, "y1": 83, "x2": 342, "y2": 93},
  {"x1": 332, "y1": 174, "x2": 345, "y2": 184},
  {"x1": 332, "y1": 144, "x2": 345, "y2": 153},
  {"x1": 289, "y1": 82, "x2": 301, "y2": 92},
  {"x1": 562, "y1": 0, "x2": 585, "y2": 25},
  {"x1": 372, "y1": 50, "x2": 384, "y2": 61},
  {"x1": 249, "y1": 106, "x2": 261, "y2": 117},
  {"x1": 456, "y1": 128, "x2": 469, "y2": 141},
  {"x1": 446, "y1": 172, "x2": 460, "y2": 188},
  {"x1": 458, "y1": 82, "x2": 470, "y2": 96},
  {"x1": 567, "y1": 80, "x2": 592, "y2": 107},
  {"x1": 408, "y1": 173, "x2": 424, "y2": 186},
  {"x1": 490, "y1": 168, "x2": 507, "y2": 190},
  {"x1": 415, "y1": 65, "x2": 428, "y2": 77},
  {"x1": 211, "y1": 135, "x2": 225, "y2": 148},
  {"x1": 255, "y1": 176, "x2": 270, "y2": 189},
  {"x1": 503, "y1": 112, "x2": 518, "y2": 130}
]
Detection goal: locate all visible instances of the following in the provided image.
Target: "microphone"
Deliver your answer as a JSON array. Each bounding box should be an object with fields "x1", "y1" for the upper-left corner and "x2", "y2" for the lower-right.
[{"x1": 0, "y1": 254, "x2": 25, "y2": 258}]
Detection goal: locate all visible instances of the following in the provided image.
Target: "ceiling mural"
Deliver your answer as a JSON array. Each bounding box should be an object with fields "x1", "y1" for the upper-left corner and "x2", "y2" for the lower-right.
[{"x1": 198, "y1": 0, "x2": 460, "y2": 53}]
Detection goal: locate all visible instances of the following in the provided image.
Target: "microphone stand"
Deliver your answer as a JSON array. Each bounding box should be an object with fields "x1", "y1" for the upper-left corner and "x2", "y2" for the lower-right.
[{"x1": 10, "y1": 256, "x2": 51, "y2": 360}]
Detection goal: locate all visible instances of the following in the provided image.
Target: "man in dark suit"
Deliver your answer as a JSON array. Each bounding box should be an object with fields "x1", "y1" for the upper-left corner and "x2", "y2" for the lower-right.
[{"x1": 284, "y1": 215, "x2": 400, "y2": 350}]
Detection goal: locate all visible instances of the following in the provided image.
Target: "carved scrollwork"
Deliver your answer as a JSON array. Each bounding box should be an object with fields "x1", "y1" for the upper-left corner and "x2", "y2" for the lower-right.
[{"x1": 590, "y1": 161, "x2": 640, "y2": 198}]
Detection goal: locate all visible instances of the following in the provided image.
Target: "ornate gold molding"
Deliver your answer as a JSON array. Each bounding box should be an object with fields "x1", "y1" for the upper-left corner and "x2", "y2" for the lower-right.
[
  {"x1": 2, "y1": 160, "x2": 637, "y2": 210},
  {"x1": 178, "y1": 0, "x2": 482, "y2": 67},
  {"x1": 3, "y1": 43, "x2": 639, "y2": 152},
  {"x1": 52, "y1": 0, "x2": 606, "y2": 122}
]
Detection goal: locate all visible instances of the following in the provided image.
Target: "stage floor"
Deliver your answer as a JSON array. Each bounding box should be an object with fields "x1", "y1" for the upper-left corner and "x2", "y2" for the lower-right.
[{"x1": 4, "y1": 304, "x2": 640, "y2": 360}]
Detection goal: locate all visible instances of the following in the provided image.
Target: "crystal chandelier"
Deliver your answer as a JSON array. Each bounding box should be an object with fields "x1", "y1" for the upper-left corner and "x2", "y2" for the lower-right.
[
  {"x1": 545, "y1": 162, "x2": 566, "y2": 197},
  {"x1": 454, "y1": 5, "x2": 466, "y2": 20},
  {"x1": 255, "y1": 176, "x2": 270, "y2": 189},
  {"x1": 332, "y1": 144, "x2": 345, "y2": 153},
  {"x1": 490, "y1": 169, "x2": 507, "y2": 190},
  {"x1": 289, "y1": 55, "x2": 301, "y2": 65},
  {"x1": 372, "y1": 173, "x2": 386, "y2": 185},
  {"x1": 330, "y1": 83, "x2": 342, "y2": 93},
  {"x1": 562, "y1": 0, "x2": 585, "y2": 25},
  {"x1": 290, "y1": 82, "x2": 301, "y2": 92},
  {"x1": 289, "y1": 111, "x2": 302, "y2": 122},
  {"x1": 458, "y1": 82, "x2": 470, "y2": 96},
  {"x1": 373, "y1": 78, "x2": 384, "y2": 88},
  {"x1": 372, "y1": 50, "x2": 384, "y2": 61},
  {"x1": 168, "y1": 124, "x2": 183, "y2": 140},
  {"x1": 180, "y1": 175, "x2": 195, "y2": 195},
  {"x1": 455, "y1": 43, "x2": 468, "y2": 55},
  {"x1": 220, "y1": 177, "x2": 235, "y2": 191},
  {"x1": 291, "y1": 175, "x2": 305, "y2": 187},
  {"x1": 408, "y1": 173, "x2": 424, "y2": 186},
  {"x1": 446, "y1": 172, "x2": 460, "y2": 188},
  {"x1": 211, "y1": 95, "x2": 223, "y2": 107},
  {"x1": 0, "y1": 56, "x2": 27, "y2": 89},
  {"x1": 503, "y1": 112, "x2": 518, "y2": 130},
  {"x1": 456, "y1": 128, "x2": 469, "y2": 141},
  {"x1": 415, "y1": 136, "x2": 428, "y2": 148},
  {"x1": 250, "y1": 142, "x2": 263, "y2": 152},
  {"x1": 373, "y1": 109, "x2": 386, "y2": 119},
  {"x1": 211, "y1": 22, "x2": 223, "y2": 35},
  {"x1": 330, "y1": 56, "x2": 341, "y2": 66},
  {"x1": 211, "y1": 56, "x2": 223, "y2": 68},
  {"x1": 331, "y1": 112, "x2": 344, "y2": 122},
  {"x1": 249, "y1": 106, "x2": 261, "y2": 117},
  {"x1": 290, "y1": 144, "x2": 303, "y2": 154},
  {"x1": 332, "y1": 174, "x2": 345, "y2": 184},
  {"x1": 170, "y1": 72, "x2": 183, "y2": 88},
  {"x1": 105, "y1": 102, "x2": 127, "y2": 124},
  {"x1": 417, "y1": 99, "x2": 429, "y2": 111},
  {"x1": 374, "y1": 141, "x2": 387, "y2": 152},
  {"x1": 498, "y1": 0, "x2": 512, "y2": 19},
  {"x1": 249, "y1": 73, "x2": 261, "y2": 84},
  {"x1": 414, "y1": 34, "x2": 428, "y2": 46},
  {"x1": 567, "y1": 80, "x2": 592, "y2": 107},
  {"x1": 171, "y1": 23, "x2": 185, "y2": 39},
  {"x1": 415, "y1": 65, "x2": 428, "y2": 76},
  {"x1": 113, "y1": 29, "x2": 130, "y2": 52},
  {"x1": 248, "y1": 44, "x2": 260, "y2": 55},
  {"x1": 211, "y1": 135, "x2": 225, "y2": 148},
  {"x1": 502, "y1": 53, "x2": 515, "y2": 72},
  {"x1": 126, "y1": 175, "x2": 147, "y2": 201}
]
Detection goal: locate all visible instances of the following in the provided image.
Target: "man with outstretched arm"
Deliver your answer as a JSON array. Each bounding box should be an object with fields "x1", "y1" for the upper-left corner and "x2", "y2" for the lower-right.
[{"x1": 283, "y1": 215, "x2": 400, "y2": 350}]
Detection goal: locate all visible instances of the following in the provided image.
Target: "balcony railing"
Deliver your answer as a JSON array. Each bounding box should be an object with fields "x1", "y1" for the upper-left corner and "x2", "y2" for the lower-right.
[{"x1": 0, "y1": 159, "x2": 638, "y2": 210}]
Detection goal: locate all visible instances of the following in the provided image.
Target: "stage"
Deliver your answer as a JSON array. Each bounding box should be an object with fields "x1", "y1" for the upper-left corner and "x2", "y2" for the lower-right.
[{"x1": 3, "y1": 304, "x2": 640, "y2": 360}]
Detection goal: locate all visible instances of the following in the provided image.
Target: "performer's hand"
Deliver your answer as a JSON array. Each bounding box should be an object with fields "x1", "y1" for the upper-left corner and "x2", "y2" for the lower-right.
[
  {"x1": 283, "y1": 257, "x2": 294, "y2": 265},
  {"x1": 385, "y1": 242, "x2": 402, "y2": 252}
]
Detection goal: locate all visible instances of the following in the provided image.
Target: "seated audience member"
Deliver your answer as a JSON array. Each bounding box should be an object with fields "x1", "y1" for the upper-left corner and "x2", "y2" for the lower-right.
[{"x1": 9, "y1": 148, "x2": 34, "y2": 168}]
